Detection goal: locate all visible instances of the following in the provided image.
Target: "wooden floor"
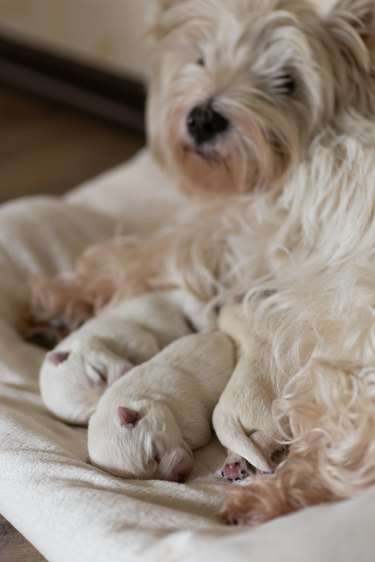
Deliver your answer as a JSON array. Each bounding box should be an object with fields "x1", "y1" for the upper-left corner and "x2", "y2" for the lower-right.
[
  {"x1": 0, "y1": 84, "x2": 145, "y2": 203},
  {"x1": 0, "y1": 84, "x2": 145, "y2": 561}
]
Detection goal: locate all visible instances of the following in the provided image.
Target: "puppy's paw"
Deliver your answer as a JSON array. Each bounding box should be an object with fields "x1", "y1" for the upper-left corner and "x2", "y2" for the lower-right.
[{"x1": 220, "y1": 455, "x2": 255, "y2": 482}]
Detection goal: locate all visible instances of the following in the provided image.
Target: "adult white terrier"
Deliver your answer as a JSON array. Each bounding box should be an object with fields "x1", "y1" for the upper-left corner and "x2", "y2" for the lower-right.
[
  {"x1": 88, "y1": 332, "x2": 235, "y2": 482},
  {"x1": 23, "y1": 0, "x2": 375, "y2": 524},
  {"x1": 40, "y1": 290, "x2": 215, "y2": 425}
]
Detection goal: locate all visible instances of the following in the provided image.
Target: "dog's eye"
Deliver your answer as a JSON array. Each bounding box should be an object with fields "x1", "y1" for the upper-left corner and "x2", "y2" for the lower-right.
[
  {"x1": 196, "y1": 57, "x2": 205, "y2": 67},
  {"x1": 274, "y1": 72, "x2": 296, "y2": 95}
]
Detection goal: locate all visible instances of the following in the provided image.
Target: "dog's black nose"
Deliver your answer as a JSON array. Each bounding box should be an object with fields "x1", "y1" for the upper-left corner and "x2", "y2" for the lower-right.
[{"x1": 187, "y1": 104, "x2": 229, "y2": 145}]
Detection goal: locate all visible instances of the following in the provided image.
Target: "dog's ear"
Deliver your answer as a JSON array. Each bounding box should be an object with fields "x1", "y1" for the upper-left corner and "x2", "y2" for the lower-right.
[
  {"x1": 328, "y1": 2, "x2": 375, "y2": 48},
  {"x1": 155, "y1": 0, "x2": 185, "y2": 11},
  {"x1": 118, "y1": 407, "x2": 140, "y2": 427},
  {"x1": 144, "y1": 0, "x2": 187, "y2": 47},
  {"x1": 330, "y1": 0, "x2": 375, "y2": 33},
  {"x1": 325, "y1": 0, "x2": 375, "y2": 73}
]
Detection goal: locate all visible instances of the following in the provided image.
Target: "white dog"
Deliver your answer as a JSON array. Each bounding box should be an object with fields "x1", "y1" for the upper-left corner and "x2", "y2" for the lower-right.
[
  {"x1": 88, "y1": 332, "x2": 235, "y2": 482},
  {"x1": 24, "y1": 0, "x2": 375, "y2": 525},
  {"x1": 40, "y1": 290, "x2": 215, "y2": 425}
]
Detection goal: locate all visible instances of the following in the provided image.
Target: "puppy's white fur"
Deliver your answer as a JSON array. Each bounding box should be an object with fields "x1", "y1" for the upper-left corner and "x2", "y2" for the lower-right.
[
  {"x1": 88, "y1": 332, "x2": 235, "y2": 482},
  {"x1": 213, "y1": 304, "x2": 281, "y2": 477},
  {"x1": 40, "y1": 290, "x2": 215, "y2": 424}
]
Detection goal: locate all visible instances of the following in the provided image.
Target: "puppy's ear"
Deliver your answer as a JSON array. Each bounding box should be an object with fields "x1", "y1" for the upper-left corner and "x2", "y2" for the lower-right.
[{"x1": 118, "y1": 407, "x2": 140, "y2": 427}]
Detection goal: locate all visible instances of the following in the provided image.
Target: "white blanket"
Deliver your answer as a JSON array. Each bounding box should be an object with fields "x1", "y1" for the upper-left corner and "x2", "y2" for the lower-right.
[{"x1": 0, "y1": 150, "x2": 374, "y2": 562}]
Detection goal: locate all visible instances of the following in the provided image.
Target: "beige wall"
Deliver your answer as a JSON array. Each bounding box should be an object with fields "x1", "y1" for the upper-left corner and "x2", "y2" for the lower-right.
[
  {"x1": 0, "y1": 0, "x2": 149, "y2": 80},
  {"x1": 0, "y1": 0, "x2": 336, "y2": 80}
]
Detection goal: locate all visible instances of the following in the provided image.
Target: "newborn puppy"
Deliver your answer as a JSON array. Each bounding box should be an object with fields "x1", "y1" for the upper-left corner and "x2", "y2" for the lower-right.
[
  {"x1": 88, "y1": 332, "x2": 235, "y2": 482},
  {"x1": 213, "y1": 304, "x2": 283, "y2": 480},
  {"x1": 40, "y1": 290, "x2": 215, "y2": 425}
]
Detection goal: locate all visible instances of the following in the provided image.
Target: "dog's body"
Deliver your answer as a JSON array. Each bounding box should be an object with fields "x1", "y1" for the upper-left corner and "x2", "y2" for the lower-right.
[
  {"x1": 23, "y1": 0, "x2": 375, "y2": 524},
  {"x1": 40, "y1": 290, "x2": 215, "y2": 424},
  {"x1": 88, "y1": 332, "x2": 235, "y2": 482}
]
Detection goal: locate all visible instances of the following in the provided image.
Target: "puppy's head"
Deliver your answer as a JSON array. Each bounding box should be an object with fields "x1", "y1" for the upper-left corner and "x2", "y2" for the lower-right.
[
  {"x1": 40, "y1": 339, "x2": 133, "y2": 425},
  {"x1": 87, "y1": 398, "x2": 194, "y2": 482},
  {"x1": 146, "y1": 0, "x2": 375, "y2": 196}
]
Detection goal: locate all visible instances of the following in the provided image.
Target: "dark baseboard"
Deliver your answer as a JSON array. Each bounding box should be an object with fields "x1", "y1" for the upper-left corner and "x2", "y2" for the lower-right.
[{"x1": 0, "y1": 34, "x2": 146, "y2": 132}]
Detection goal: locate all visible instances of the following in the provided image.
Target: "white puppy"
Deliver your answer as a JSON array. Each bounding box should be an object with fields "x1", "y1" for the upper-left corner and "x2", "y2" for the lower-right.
[
  {"x1": 40, "y1": 290, "x2": 215, "y2": 425},
  {"x1": 213, "y1": 304, "x2": 284, "y2": 480},
  {"x1": 88, "y1": 332, "x2": 235, "y2": 482}
]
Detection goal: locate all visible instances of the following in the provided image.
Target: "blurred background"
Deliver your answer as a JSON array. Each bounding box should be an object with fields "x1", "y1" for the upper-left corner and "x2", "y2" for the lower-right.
[
  {"x1": 0, "y1": 3, "x2": 151, "y2": 559},
  {"x1": 0, "y1": 0, "x2": 150, "y2": 204}
]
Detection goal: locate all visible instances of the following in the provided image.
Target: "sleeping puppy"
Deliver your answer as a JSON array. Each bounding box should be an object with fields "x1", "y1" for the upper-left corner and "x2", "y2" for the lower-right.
[
  {"x1": 40, "y1": 290, "x2": 215, "y2": 425},
  {"x1": 213, "y1": 304, "x2": 284, "y2": 480},
  {"x1": 88, "y1": 332, "x2": 235, "y2": 482}
]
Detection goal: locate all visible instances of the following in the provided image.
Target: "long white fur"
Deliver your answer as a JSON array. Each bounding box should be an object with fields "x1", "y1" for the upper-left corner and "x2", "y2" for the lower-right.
[
  {"x1": 88, "y1": 332, "x2": 235, "y2": 482},
  {"x1": 40, "y1": 290, "x2": 216, "y2": 425}
]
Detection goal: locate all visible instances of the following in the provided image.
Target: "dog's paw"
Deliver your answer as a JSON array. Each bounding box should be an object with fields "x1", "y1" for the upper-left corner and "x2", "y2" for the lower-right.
[
  {"x1": 25, "y1": 318, "x2": 70, "y2": 349},
  {"x1": 220, "y1": 455, "x2": 255, "y2": 482},
  {"x1": 23, "y1": 311, "x2": 90, "y2": 349}
]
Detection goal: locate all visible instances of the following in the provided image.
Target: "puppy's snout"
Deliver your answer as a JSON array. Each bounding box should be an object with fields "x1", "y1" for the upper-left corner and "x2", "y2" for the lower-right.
[
  {"x1": 187, "y1": 104, "x2": 229, "y2": 145},
  {"x1": 168, "y1": 456, "x2": 193, "y2": 483}
]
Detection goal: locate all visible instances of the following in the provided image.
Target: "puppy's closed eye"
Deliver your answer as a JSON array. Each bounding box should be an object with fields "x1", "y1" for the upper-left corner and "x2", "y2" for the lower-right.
[{"x1": 85, "y1": 362, "x2": 107, "y2": 384}]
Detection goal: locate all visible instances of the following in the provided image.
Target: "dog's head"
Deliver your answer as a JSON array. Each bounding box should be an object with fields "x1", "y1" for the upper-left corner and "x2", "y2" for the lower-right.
[
  {"x1": 146, "y1": 0, "x2": 375, "y2": 196},
  {"x1": 88, "y1": 398, "x2": 194, "y2": 482},
  {"x1": 40, "y1": 339, "x2": 134, "y2": 425}
]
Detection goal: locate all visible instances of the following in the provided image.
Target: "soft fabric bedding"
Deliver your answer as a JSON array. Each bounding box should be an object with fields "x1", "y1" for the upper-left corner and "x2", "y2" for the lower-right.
[{"x1": 0, "y1": 149, "x2": 374, "y2": 562}]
